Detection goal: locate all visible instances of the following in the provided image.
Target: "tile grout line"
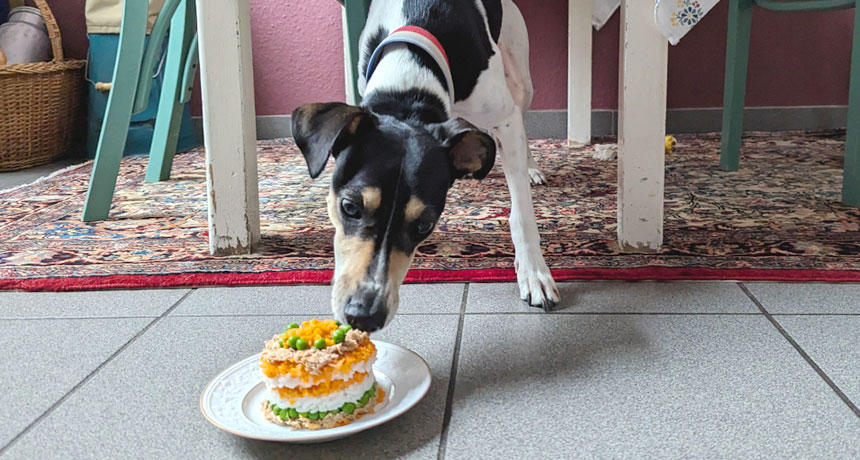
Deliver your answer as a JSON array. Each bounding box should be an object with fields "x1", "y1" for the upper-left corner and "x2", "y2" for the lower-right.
[
  {"x1": 15, "y1": 311, "x2": 844, "y2": 320},
  {"x1": 168, "y1": 312, "x2": 463, "y2": 318},
  {"x1": 771, "y1": 313, "x2": 860, "y2": 317},
  {"x1": 738, "y1": 283, "x2": 860, "y2": 419},
  {"x1": 17, "y1": 311, "x2": 860, "y2": 320},
  {"x1": 437, "y1": 283, "x2": 469, "y2": 460},
  {"x1": 1, "y1": 315, "x2": 165, "y2": 321},
  {"x1": 0, "y1": 289, "x2": 197, "y2": 456},
  {"x1": 161, "y1": 311, "x2": 765, "y2": 319},
  {"x1": 0, "y1": 312, "x2": 785, "y2": 321},
  {"x1": 463, "y1": 311, "x2": 763, "y2": 316}
]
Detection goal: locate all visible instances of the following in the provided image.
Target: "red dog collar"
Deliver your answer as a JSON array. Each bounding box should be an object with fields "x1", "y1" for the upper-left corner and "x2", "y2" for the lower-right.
[{"x1": 365, "y1": 25, "x2": 455, "y2": 106}]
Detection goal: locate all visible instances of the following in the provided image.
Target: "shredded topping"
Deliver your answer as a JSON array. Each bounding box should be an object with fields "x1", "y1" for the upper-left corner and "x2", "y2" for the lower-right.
[{"x1": 261, "y1": 329, "x2": 370, "y2": 375}]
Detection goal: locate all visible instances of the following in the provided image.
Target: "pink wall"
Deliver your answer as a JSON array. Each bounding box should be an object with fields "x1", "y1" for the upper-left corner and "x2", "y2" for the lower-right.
[{"x1": 49, "y1": 0, "x2": 855, "y2": 114}]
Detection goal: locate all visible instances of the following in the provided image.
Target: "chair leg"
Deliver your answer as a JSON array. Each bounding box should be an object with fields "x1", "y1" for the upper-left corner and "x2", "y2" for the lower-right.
[
  {"x1": 133, "y1": 0, "x2": 183, "y2": 114},
  {"x1": 146, "y1": 0, "x2": 196, "y2": 183},
  {"x1": 343, "y1": 0, "x2": 370, "y2": 104},
  {"x1": 82, "y1": 1, "x2": 149, "y2": 222},
  {"x1": 843, "y1": 5, "x2": 860, "y2": 207},
  {"x1": 720, "y1": 0, "x2": 755, "y2": 171},
  {"x1": 179, "y1": 34, "x2": 199, "y2": 105}
]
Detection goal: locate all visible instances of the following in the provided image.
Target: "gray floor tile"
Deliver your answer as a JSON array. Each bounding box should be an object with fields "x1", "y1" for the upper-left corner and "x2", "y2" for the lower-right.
[
  {"x1": 0, "y1": 289, "x2": 190, "y2": 319},
  {"x1": 0, "y1": 159, "x2": 82, "y2": 191},
  {"x1": 0, "y1": 318, "x2": 152, "y2": 449},
  {"x1": 3, "y1": 315, "x2": 458, "y2": 459},
  {"x1": 172, "y1": 285, "x2": 332, "y2": 316},
  {"x1": 398, "y1": 283, "x2": 464, "y2": 314},
  {"x1": 173, "y1": 283, "x2": 464, "y2": 316},
  {"x1": 777, "y1": 316, "x2": 860, "y2": 405},
  {"x1": 445, "y1": 314, "x2": 860, "y2": 458},
  {"x1": 744, "y1": 283, "x2": 860, "y2": 314},
  {"x1": 467, "y1": 281, "x2": 758, "y2": 314}
]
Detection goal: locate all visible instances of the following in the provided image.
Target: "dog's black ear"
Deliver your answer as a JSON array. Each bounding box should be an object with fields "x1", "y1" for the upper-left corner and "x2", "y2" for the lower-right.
[
  {"x1": 433, "y1": 118, "x2": 496, "y2": 180},
  {"x1": 291, "y1": 102, "x2": 374, "y2": 178}
]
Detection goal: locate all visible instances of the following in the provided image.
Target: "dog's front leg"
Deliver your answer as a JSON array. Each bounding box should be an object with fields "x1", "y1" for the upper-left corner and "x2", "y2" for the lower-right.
[{"x1": 493, "y1": 109, "x2": 560, "y2": 311}]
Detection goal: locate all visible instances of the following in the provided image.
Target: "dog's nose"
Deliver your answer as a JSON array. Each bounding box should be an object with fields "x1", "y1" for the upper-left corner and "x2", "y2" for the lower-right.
[{"x1": 344, "y1": 290, "x2": 387, "y2": 332}]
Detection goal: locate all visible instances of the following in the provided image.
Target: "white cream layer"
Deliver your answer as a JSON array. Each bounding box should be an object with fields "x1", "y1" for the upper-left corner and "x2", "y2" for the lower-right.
[
  {"x1": 261, "y1": 355, "x2": 375, "y2": 389},
  {"x1": 267, "y1": 375, "x2": 376, "y2": 413}
]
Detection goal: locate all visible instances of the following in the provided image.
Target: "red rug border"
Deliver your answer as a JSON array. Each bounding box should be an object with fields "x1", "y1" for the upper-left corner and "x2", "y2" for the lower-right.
[{"x1": 1, "y1": 267, "x2": 858, "y2": 292}]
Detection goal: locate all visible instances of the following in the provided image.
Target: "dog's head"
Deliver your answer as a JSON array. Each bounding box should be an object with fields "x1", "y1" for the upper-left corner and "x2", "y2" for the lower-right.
[{"x1": 292, "y1": 102, "x2": 495, "y2": 331}]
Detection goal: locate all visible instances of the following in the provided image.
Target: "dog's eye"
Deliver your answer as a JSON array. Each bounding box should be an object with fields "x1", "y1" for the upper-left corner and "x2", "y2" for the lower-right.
[
  {"x1": 341, "y1": 199, "x2": 362, "y2": 218},
  {"x1": 417, "y1": 221, "x2": 434, "y2": 235}
]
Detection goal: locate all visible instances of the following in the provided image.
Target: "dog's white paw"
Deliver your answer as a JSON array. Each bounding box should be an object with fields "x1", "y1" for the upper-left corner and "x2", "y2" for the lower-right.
[
  {"x1": 514, "y1": 255, "x2": 560, "y2": 312},
  {"x1": 592, "y1": 143, "x2": 618, "y2": 161},
  {"x1": 527, "y1": 158, "x2": 547, "y2": 185},
  {"x1": 528, "y1": 167, "x2": 547, "y2": 185}
]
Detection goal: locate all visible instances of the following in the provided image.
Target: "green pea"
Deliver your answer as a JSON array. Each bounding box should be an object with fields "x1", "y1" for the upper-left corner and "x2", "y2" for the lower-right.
[
  {"x1": 299, "y1": 412, "x2": 309, "y2": 418},
  {"x1": 279, "y1": 411, "x2": 289, "y2": 421},
  {"x1": 287, "y1": 335, "x2": 299, "y2": 348},
  {"x1": 295, "y1": 338, "x2": 308, "y2": 350},
  {"x1": 342, "y1": 403, "x2": 356, "y2": 415},
  {"x1": 333, "y1": 329, "x2": 346, "y2": 344},
  {"x1": 308, "y1": 412, "x2": 319, "y2": 420},
  {"x1": 278, "y1": 339, "x2": 284, "y2": 348},
  {"x1": 287, "y1": 322, "x2": 300, "y2": 330},
  {"x1": 339, "y1": 325, "x2": 352, "y2": 332},
  {"x1": 334, "y1": 321, "x2": 341, "y2": 326},
  {"x1": 271, "y1": 406, "x2": 280, "y2": 415},
  {"x1": 288, "y1": 408, "x2": 299, "y2": 419},
  {"x1": 360, "y1": 393, "x2": 370, "y2": 405},
  {"x1": 314, "y1": 338, "x2": 327, "y2": 350}
]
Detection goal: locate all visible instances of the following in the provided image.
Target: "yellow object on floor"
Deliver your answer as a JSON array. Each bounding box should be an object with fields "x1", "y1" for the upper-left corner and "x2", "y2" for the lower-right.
[{"x1": 665, "y1": 135, "x2": 677, "y2": 155}]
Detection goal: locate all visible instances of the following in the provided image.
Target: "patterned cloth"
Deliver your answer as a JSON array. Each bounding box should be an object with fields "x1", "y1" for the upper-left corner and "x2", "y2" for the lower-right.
[
  {"x1": 593, "y1": 0, "x2": 720, "y2": 45},
  {"x1": 1, "y1": 132, "x2": 859, "y2": 290}
]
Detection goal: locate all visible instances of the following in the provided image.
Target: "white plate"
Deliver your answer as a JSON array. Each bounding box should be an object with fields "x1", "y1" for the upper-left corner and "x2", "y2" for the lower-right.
[{"x1": 200, "y1": 340, "x2": 431, "y2": 443}]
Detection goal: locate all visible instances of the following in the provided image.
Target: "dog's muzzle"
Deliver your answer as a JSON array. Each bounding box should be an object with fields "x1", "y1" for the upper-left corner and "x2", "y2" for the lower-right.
[{"x1": 344, "y1": 286, "x2": 389, "y2": 332}]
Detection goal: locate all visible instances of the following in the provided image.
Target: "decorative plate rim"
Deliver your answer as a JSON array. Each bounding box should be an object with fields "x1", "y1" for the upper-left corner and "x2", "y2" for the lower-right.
[{"x1": 199, "y1": 340, "x2": 431, "y2": 442}]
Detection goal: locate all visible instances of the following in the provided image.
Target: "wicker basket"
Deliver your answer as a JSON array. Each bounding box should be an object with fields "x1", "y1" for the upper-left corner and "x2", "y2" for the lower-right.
[{"x1": 0, "y1": 0, "x2": 86, "y2": 172}]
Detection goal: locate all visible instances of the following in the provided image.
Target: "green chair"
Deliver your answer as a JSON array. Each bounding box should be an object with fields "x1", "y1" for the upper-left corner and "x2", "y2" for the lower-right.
[
  {"x1": 338, "y1": 0, "x2": 371, "y2": 103},
  {"x1": 720, "y1": 0, "x2": 860, "y2": 207},
  {"x1": 82, "y1": 0, "x2": 199, "y2": 221}
]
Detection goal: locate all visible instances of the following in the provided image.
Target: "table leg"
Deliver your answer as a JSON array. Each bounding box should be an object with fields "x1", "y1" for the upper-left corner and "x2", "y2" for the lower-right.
[
  {"x1": 195, "y1": 0, "x2": 261, "y2": 255},
  {"x1": 617, "y1": 0, "x2": 667, "y2": 251},
  {"x1": 568, "y1": 0, "x2": 592, "y2": 145}
]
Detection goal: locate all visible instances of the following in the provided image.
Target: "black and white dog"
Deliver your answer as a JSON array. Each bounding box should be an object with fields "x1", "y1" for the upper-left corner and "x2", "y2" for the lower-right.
[{"x1": 292, "y1": 0, "x2": 559, "y2": 331}]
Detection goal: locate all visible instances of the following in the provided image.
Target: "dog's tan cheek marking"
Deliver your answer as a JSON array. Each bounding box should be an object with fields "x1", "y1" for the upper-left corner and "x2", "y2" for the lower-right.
[
  {"x1": 362, "y1": 187, "x2": 381, "y2": 213},
  {"x1": 332, "y1": 234, "x2": 373, "y2": 310},
  {"x1": 404, "y1": 196, "x2": 426, "y2": 223},
  {"x1": 387, "y1": 250, "x2": 415, "y2": 284},
  {"x1": 337, "y1": 236, "x2": 373, "y2": 288},
  {"x1": 328, "y1": 190, "x2": 373, "y2": 310},
  {"x1": 384, "y1": 249, "x2": 416, "y2": 318}
]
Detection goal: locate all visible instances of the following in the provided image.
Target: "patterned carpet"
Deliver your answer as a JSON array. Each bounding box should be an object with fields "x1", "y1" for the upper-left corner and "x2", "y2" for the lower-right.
[{"x1": 1, "y1": 131, "x2": 859, "y2": 291}]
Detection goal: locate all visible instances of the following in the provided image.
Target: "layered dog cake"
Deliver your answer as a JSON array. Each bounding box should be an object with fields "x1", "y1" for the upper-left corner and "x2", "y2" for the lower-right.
[{"x1": 259, "y1": 319, "x2": 383, "y2": 429}]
